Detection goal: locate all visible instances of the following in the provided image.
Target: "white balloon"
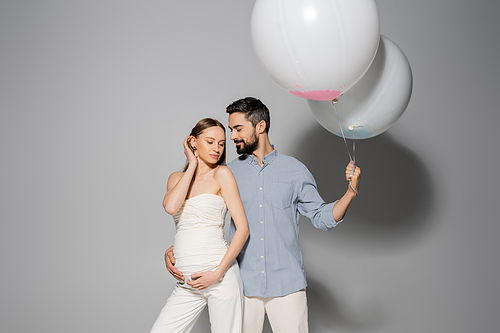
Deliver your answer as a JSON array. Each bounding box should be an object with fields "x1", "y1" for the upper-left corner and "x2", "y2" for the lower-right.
[
  {"x1": 308, "y1": 35, "x2": 413, "y2": 139},
  {"x1": 251, "y1": 0, "x2": 380, "y2": 101}
]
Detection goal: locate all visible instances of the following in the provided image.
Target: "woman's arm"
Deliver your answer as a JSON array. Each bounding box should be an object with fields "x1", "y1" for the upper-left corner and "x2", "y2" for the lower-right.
[
  {"x1": 162, "y1": 136, "x2": 197, "y2": 215},
  {"x1": 187, "y1": 166, "x2": 249, "y2": 290}
]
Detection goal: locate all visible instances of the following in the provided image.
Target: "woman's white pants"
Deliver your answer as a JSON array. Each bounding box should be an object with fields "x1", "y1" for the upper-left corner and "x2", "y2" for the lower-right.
[{"x1": 150, "y1": 263, "x2": 243, "y2": 333}]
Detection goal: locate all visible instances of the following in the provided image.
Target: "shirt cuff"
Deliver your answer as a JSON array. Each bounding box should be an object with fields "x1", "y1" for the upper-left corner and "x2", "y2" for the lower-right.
[{"x1": 323, "y1": 200, "x2": 343, "y2": 229}]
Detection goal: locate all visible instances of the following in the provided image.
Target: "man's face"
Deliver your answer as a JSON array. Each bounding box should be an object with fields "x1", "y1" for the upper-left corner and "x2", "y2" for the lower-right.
[{"x1": 228, "y1": 112, "x2": 259, "y2": 155}]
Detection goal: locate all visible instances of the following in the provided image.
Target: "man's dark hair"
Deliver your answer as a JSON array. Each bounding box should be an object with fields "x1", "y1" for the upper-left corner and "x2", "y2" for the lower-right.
[{"x1": 226, "y1": 97, "x2": 270, "y2": 134}]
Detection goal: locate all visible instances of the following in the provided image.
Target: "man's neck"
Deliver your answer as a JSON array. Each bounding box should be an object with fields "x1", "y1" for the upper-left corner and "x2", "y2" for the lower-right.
[{"x1": 251, "y1": 137, "x2": 274, "y2": 167}]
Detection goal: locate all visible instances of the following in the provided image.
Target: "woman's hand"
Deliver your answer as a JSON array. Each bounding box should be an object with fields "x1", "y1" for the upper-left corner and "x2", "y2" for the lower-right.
[
  {"x1": 183, "y1": 135, "x2": 198, "y2": 167},
  {"x1": 187, "y1": 271, "x2": 223, "y2": 290}
]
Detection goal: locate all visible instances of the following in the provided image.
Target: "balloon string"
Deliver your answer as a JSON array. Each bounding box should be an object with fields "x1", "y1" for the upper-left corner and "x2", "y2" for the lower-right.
[
  {"x1": 332, "y1": 101, "x2": 355, "y2": 164},
  {"x1": 332, "y1": 100, "x2": 358, "y2": 195}
]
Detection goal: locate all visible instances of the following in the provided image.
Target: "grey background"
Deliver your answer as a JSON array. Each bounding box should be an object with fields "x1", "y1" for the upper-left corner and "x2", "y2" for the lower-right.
[{"x1": 1, "y1": 0, "x2": 499, "y2": 332}]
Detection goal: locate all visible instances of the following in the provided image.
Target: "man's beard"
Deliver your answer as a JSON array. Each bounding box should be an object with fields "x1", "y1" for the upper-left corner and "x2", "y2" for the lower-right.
[{"x1": 235, "y1": 132, "x2": 259, "y2": 155}]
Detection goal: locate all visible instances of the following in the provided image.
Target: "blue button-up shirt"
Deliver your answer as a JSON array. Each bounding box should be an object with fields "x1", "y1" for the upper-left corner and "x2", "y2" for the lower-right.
[{"x1": 227, "y1": 148, "x2": 342, "y2": 297}]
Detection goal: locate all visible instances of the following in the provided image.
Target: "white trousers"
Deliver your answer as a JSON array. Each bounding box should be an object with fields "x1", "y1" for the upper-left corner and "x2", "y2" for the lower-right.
[
  {"x1": 150, "y1": 262, "x2": 243, "y2": 333},
  {"x1": 242, "y1": 288, "x2": 308, "y2": 333}
]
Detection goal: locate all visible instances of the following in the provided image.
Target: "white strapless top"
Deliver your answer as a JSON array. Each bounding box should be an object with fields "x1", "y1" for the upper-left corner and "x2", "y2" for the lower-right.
[{"x1": 173, "y1": 193, "x2": 228, "y2": 276}]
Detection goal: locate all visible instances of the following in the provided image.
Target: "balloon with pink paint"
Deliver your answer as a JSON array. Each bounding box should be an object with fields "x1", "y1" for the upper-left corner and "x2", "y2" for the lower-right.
[
  {"x1": 308, "y1": 35, "x2": 413, "y2": 139},
  {"x1": 251, "y1": 0, "x2": 380, "y2": 101}
]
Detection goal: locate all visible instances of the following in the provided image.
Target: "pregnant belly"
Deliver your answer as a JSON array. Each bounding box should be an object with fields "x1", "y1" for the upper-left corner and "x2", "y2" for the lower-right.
[{"x1": 173, "y1": 228, "x2": 228, "y2": 276}]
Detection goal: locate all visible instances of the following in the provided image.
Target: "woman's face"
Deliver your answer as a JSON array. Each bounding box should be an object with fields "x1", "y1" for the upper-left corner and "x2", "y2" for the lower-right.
[{"x1": 192, "y1": 126, "x2": 225, "y2": 165}]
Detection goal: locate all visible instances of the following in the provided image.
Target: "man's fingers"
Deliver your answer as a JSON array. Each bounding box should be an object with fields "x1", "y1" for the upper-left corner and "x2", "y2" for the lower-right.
[
  {"x1": 173, "y1": 274, "x2": 185, "y2": 282},
  {"x1": 173, "y1": 270, "x2": 184, "y2": 280},
  {"x1": 346, "y1": 165, "x2": 361, "y2": 181},
  {"x1": 167, "y1": 251, "x2": 176, "y2": 264},
  {"x1": 167, "y1": 267, "x2": 181, "y2": 277},
  {"x1": 352, "y1": 167, "x2": 361, "y2": 179},
  {"x1": 167, "y1": 265, "x2": 184, "y2": 282}
]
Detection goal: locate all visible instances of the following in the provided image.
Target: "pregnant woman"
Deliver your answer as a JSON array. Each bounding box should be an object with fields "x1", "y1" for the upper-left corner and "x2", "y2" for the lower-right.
[{"x1": 150, "y1": 118, "x2": 249, "y2": 333}]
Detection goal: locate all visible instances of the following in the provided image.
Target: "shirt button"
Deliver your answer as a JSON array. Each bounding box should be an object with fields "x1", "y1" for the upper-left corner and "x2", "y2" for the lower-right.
[
  {"x1": 259, "y1": 204, "x2": 262, "y2": 207},
  {"x1": 261, "y1": 255, "x2": 264, "y2": 259},
  {"x1": 260, "y1": 221, "x2": 263, "y2": 224},
  {"x1": 260, "y1": 237, "x2": 264, "y2": 241},
  {"x1": 260, "y1": 172, "x2": 262, "y2": 174},
  {"x1": 259, "y1": 187, "x2": 262, "y2": 190},
  {"x1": 261, "y1": 270, "x2": 265, "y2": 273}
]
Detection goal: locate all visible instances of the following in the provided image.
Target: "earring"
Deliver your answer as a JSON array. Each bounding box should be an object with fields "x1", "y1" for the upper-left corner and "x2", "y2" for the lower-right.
[{"x1": 194, "y1": 149, "x2": 198, "y2": 157}]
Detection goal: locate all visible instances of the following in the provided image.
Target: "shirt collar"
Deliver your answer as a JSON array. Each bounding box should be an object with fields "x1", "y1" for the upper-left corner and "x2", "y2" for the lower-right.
[{"x1": 244, "y1": 145, "x2": 278, "y2": 165}]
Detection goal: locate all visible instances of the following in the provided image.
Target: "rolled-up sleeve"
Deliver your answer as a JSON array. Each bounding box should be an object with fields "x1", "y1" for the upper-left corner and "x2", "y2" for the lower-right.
[{"x1": 297, "y1": 168, "x2": 343, "y2": 231}]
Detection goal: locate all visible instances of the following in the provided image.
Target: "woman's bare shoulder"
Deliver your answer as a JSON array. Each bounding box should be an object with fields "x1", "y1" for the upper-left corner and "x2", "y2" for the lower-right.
[
  {"x1": 166, "y1": 171, "x2": 184, "y2": 190},
  {"x1": 213, "y1": 166, "x2": 236, "y2": 185},
  {"x1": 168, "y1": 171, "x2": 184, "y2": 181},
  {"x1": 214, "y1": 165, "x2": 233, "y2": 178}
]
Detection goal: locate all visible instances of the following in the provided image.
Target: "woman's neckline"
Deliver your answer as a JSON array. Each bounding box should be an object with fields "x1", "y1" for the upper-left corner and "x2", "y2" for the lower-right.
[{"x1": 185, "y1": 193, "x2": 223, "y2": 201}]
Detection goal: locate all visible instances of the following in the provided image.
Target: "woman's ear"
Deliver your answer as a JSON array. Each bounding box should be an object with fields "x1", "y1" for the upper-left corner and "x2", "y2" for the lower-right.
[
  {"x1": 189, "y1": 136, "x2": 197, "y2": 151},
  {"x1": 187, "y1": 136, "x2": 196, "y2": 151}
]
